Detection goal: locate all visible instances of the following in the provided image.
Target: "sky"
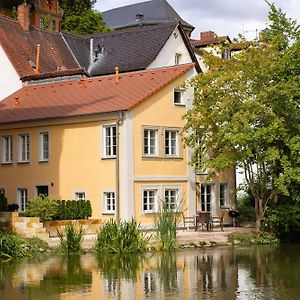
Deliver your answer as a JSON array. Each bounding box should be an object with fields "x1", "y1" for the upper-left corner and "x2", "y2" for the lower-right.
[{"x1": 95, "y1": 0, "x2": 300, "y2": 40}]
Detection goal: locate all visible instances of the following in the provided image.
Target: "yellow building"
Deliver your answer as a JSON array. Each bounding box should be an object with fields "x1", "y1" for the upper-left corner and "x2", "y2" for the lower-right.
[{"x1": 0, "y1": 64, "x2": 235, "y2": 227}]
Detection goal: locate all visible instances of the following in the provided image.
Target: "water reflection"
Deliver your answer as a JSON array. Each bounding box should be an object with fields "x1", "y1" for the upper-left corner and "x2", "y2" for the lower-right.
[{"x1": 0, "y1": 245, "x2": 300, "y2": 300}]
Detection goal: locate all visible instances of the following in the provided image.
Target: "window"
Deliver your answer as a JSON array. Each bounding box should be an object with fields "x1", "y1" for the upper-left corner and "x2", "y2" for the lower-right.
[
  {"x1": 51, "y1": 20, "x2": 56, "y2": 30},
  {"x1": 221, "y1": 49, "x2": 231, "y2": 59},
  {"x1": 175, "y1": 53, "x2": 182, "y2": 65},
  {"x1": 40, "y1": 132, "x2": 49, "y2": 162},
  {"x1": 40, "y1": 17, "x2": 44, "y2": 29},
  {"x1": 104, "y1": 192, "x2": 115, "y2": 213},
  {"x1": 1, "y1": 135, "x2": 13, "y2": 163},
  {"x1": 19, "y1": 134, "x2": 30, "y2": 162},
  {"x1": 143, "y1": 129, "x2": 158, "y2": 156},
  {"x1": 165, "y1": 130, "x2": 179, "y2": 156},
  {"x1": 103, "y1": 125, "x2": 116, "y2": 157},
  {"x1": 173, "y1": 89, "x2": 185, "y2": 106},
  {"x1": 18, "y1": 188, "x2": 28, "y2": 212},
  {"x1": 75, "y1": 192, "x2": 86, "y2": 200},
  {"x1": 220, "y1": 183, "x2": 229, "y2": 207},
  {"x1": 164, "y1": 189, "x2": 178, "y2": 210},
  {"x1": 201, "y1": 184, "x2": 211, "y2": 212},
  {"x1": 142, "y1": 189, "x2": 157, "y2": 213},
  {"x1": 36, "y1": 185, "x2": 49, "y2": 197}
]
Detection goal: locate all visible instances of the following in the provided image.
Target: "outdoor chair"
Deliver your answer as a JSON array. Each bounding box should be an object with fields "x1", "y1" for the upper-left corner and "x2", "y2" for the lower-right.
[
  {"x1": 197, "y1": 212, "x2": 212, "y2": 231},
  {"x1": 211, "y1": 210, "x2": 226, "y2": 231},
  {"x1": 181, "y1": 212, "x2": 197, "y2": 231}
]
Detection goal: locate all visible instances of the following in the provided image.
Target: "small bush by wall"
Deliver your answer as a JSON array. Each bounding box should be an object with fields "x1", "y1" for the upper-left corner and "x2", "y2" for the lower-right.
[
  {"x1": 21, "y1": 197, "x2": 92, "y2": 221},
  {"x1": 54, "y1": 200, "x2": 92, "y2": 220}
]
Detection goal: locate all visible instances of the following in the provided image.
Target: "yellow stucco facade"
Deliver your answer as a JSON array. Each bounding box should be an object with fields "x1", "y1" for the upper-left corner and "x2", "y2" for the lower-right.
[{"x1": 0, "y1": 67, "x2": 235, "y2": 226}]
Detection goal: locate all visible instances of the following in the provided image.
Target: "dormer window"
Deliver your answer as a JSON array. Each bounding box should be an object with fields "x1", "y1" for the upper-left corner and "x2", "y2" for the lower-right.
[{"x1": 136, "y1": 13, "x2": 144, "y2": 22}]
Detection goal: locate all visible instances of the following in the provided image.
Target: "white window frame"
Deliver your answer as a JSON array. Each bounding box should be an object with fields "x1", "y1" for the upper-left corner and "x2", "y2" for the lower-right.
[
  {"x1": 200, "y1": 184, "x2": 212, "y2": 212},
  {"x1": 142, "y1": 187, "x2": 158, "y2": 213},
  {"x1": 219, "y1": 183, "x2": 230, "y2": 208},
  {"x1": 164, "y1": 129, "x2": 180, "y2": 157},
  {"x1": 74, "y1": 192, "x2": 86, "y2": 201},
  {"x1": 162, "y1": 185, "x2": 182, "y2": 211},
  {"x1": 143, "y1": 127, "x2": 159, "y2": 157},
  {"x1": 39, "y1": 132, "x2": 49, "y2": 162},
  {"x1": 173, "y1": 89, "x2": 185, "y2": 106},
  {"x1": 17, "y1": 188, "x2": 28, "y2": 212},
  {"x1": 103, "y1": 124, "x2": 117, "y2": 158},
  {"x1": 103, "y1": 191, "x2": 116, "y2": 214},
  {"x1": 18, "y1": 134, "x2": 30, "y2": 163},
  {"x1": 1, "y1": 135, "x2": 13, "y2": 163}
]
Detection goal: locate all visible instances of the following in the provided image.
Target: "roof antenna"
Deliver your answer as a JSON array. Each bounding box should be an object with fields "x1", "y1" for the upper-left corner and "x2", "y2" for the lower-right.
[{"x1": 35, "y1": 44, "x2": 40, "y2": 73}]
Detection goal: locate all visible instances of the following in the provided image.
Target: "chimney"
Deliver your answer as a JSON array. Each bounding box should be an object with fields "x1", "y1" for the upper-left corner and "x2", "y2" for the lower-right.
[
  {"x1": 18, "y1": 3, "x2": 30, "y2": 31},
  {"x1": 200, "y1": 31, "x2": 215, "y2": 41}
]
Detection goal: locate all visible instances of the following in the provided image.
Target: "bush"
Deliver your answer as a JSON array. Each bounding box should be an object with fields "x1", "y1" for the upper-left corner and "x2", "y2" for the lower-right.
[
  {"x1": 21, "y1": 197, "x2": 92, "y2": 221},
  {"x1": 58, "y1": 223, "x2": 85, "y2": 254},
  {"x1": 0, "y1": 231, "x2": 50, "y2": 260},
  {"x1": 94, "y1": 219, "x2": 149, "y2": 253},
  {"x1": 237, "y1": 192, "x2": 256, "y2": 224},
  {"x1": 264, "y1": 203, "x2": 300, "y2": 242},
  {"x1": 54, "y1": 200, "x2": 92, "y2": 220},
  {"x1": 21, "y1": 196, "x2": 58, "y2": 221}
]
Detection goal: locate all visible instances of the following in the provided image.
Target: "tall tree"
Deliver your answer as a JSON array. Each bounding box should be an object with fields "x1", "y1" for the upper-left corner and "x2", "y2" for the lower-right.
[
  {"x1": 60, "y1": 0, "x2": 109, "y2": 35},
  {"x1": 183, "y1": 3, "x2": 300, "y2": 232}
]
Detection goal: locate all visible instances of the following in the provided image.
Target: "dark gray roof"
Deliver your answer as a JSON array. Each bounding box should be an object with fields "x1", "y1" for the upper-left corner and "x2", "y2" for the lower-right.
[
  {"x1": 62, "y1": 23, "x2": 179, "y2": 76},
  {"x1": 102, "y1": 0, "x2": 194, "y2": 32}
]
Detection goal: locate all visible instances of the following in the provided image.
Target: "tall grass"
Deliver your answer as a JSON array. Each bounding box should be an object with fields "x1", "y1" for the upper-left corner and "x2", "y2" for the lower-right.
[
  {"x1": 58, "y1": 223, "x2": 85, "y2": 254},
  {"x1": 94, "y1": 219, "x2": 149, "y2": 253},
  {"x1": 154, "y1": 201, "x2": 180, "y2": 251},
  {"x1": 0, "y1": 231, "x2": 49, "y2": 260}
]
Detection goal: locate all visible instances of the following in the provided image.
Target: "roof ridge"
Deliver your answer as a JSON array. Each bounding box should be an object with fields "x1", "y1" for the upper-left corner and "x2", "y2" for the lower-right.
[{"x1": 82, "y1": 22, "x2": 178, "y2": 39}]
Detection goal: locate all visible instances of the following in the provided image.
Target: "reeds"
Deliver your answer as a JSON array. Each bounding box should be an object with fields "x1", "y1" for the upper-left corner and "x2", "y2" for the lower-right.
[
  {"x1": 94, "y1": 219, "x2": 149, "y2": 253},
  {"x1": 58, "y1": 223, "x2": 85, "y2": 254}
]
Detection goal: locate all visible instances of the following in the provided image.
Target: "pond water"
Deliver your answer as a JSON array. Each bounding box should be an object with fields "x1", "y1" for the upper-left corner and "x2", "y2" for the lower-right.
[{"x1": 1, "y1": 245, "x2": 299, "y2": 300}]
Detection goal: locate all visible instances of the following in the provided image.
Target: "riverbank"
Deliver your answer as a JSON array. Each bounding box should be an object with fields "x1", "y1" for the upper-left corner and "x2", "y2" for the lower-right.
[{"x1": 45, "y1": 226, "x2": 253, "y2": 249}]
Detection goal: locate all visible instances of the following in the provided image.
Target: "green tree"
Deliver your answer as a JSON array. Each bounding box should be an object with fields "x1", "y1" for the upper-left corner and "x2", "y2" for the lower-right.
[
  {"x1": 60, "y1": 0, "x2": 109, "y2": 35},
  {"x1": 183, "y1": 3, "x2": 300, "y2": 233}
]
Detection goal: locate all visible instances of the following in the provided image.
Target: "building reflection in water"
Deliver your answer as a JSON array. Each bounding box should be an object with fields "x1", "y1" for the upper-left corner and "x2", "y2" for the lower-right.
[{"x1": 1, "y1": 246, "x2": 299, "y2": 299}]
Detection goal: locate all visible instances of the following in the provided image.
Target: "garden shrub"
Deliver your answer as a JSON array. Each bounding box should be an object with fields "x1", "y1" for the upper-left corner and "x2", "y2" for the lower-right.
[
  {"x1": 237, "y1": 192, "x2": 256, "y2": 225},
  {"x1": 264, "y1": 203, "x2": 300, "y2": 243},
  {"x1": 21, "y1": 197, "x2": 92, "y2": 221},
  {"x1": 55, "y1": 200, "x2": 92, "y2": 220},
  {"x1": 94, "y1": 219, "x2": 149, "y2": 253},
  {"x1": 21, "y1": 196, "x2": 58, "y2": 221}
]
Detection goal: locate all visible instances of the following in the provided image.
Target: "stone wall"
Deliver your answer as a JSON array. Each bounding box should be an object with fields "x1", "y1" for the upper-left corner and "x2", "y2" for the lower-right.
[{"x1": 0, "y1": 212, "x2": 103, "y2": 239}]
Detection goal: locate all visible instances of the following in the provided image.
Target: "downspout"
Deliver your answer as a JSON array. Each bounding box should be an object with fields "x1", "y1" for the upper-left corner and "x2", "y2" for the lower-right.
[{"x1": 115, "y1": 111, "x2": 123, "y2": 225}]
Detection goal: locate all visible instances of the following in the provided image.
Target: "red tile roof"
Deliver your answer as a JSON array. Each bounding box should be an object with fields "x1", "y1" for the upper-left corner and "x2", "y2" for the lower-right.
[
  {"x1": 0, "y1": 64, "x2": 194, "y2": 124},
  {"x1": 0, "y1": 15, "x2": 80, "y2": 80}
]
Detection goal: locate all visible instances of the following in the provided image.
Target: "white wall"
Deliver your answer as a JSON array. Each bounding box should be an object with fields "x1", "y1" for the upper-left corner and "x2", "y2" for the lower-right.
[
  {"x1": 0, "y1": 45, "x2": 22, "y2": 100},
  {"x1": 147, "y1": 27, "x2": 193, "y2": 69}
]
